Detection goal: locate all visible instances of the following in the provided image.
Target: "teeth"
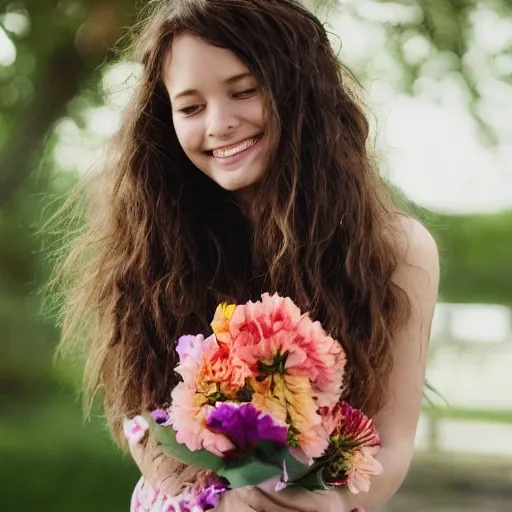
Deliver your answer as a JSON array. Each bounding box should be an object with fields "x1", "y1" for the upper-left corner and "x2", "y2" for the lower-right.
[{"x1": 213, "y1": 137, "x2": 258, "y2": 158}]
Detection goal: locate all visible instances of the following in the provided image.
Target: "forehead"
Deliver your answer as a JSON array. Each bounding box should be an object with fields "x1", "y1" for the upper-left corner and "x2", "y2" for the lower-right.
[{"x1": 164, "y1": 33, "x2": 251, "y2": 93}]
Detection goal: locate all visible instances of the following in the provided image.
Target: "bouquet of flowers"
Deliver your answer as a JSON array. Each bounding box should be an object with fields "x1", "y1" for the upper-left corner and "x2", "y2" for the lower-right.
[{"x1": 124, "y1": 293, "x2": 382, "y2": 511}]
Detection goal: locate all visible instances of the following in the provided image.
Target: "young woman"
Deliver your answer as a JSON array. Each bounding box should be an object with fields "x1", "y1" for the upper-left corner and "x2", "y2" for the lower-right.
[{"x1": 57, "y1": 0, "x2": 439, "y2": 510}]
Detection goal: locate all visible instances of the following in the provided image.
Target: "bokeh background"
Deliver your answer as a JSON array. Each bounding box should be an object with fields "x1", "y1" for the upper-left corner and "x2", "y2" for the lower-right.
[{"x1": 1, "y1": 0, "x2": 511, "y2": 510}]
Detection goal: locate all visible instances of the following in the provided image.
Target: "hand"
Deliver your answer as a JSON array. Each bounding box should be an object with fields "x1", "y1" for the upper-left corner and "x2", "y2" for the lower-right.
[
  {"x1": 213, "y1": 488, "x2": 257, "y2": 511},
  {"x1": 228, "y1": 486, "x2": 360, "y2": 512}
]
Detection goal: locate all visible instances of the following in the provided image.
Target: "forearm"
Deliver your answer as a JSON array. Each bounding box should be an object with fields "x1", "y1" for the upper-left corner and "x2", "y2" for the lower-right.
[
  {"x1": 339, "y1": 444, "x2": 414, "y2": 511},
  {"x1": 129, "y1": 431, "x2": 206, "y2": 495}
]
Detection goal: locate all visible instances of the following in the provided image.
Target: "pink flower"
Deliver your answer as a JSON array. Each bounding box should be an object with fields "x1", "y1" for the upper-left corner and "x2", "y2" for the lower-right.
[
  {"x1": 210, "y1": 293, "x2": 345, "y2": 456},
  {"x1": 174, "y1": 334, "x2": 213, "y2": 385},
  {"x1": 170, "y1": 383, "x2": 235, "y2": 456},
  {"x1": 170, "y1": 332, "x2": 254, "y2": 456},
  {"x1": 319, "y1": 402, "x2": 383, "y2": 494},
  {"x1": 345, "y1": 445, "x2": 383, "y2": 494},
  {"x1": 123, "y1": 415, "x2": 149, "y2": 445},
  {"x1": 198, "y1": 339, "x2": 253, "y2": 398},
  {"x1": 226, "y1": 293, "x2": 346, "y2": 409},
  {"x1": 175, "y1": 333, "x2": 252, "y2": 399}
]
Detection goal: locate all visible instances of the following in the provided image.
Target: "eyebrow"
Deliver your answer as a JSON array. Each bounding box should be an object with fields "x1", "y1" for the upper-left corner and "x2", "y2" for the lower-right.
[{"x1": 172, "y1": 72, "x2": 253, "y2": 101}]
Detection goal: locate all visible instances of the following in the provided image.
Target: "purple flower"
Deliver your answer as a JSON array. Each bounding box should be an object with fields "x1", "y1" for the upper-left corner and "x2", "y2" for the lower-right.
[
  {"x1": 196, "y1": 481, "x2": 229, "y2": 510},
  {"x1": 176, "y1": 334, "x2": 205, "y2": 363},
  {"x1": 206, "y1": 402, "x2": 287, "y2": 452},
  {"x1": 151, "y1": 408, "x2": 171, "y2": 425}
]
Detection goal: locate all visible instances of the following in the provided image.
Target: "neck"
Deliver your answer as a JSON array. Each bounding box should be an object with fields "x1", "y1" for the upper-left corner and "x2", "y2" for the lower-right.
[{"x1": 235, "y1": 186, "x2": 257, "y2": 223}]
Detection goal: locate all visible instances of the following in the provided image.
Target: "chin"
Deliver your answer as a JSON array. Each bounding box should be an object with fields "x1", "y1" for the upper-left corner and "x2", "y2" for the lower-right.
[
  {"x1": 209, "y1": 171, "x2": 264, "y2": 193},
  {"x1": 216, "y1": 180, "x2": 255, "y2": 193}
]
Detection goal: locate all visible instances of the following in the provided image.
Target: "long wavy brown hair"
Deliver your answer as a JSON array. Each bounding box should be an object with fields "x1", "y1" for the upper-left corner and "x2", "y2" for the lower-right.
[{"x1": 55, "y1": 0, "x2": 410, "y2": 445}]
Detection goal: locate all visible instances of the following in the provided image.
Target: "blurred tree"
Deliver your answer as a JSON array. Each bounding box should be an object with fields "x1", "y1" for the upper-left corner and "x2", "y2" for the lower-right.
[
  {"x1": 328, "y1": 0, "x2": 512, "y2": 145},
  {"x1": 0, "y1": 0, "x2": 135, "y2": 207},
  {"x1": 0, "y1": 0, "x2": 133, "y2": 393}
]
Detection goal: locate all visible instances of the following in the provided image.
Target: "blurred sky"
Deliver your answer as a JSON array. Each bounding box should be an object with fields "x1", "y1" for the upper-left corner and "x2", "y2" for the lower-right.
[{"x1": 1, "y1": 3, "x2": 511, "y2": 215}]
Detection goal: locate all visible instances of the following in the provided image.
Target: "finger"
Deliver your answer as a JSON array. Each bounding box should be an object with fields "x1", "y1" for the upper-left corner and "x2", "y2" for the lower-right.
[
  {"x1": 314, "y1": 489, "x2": 365, "y2": 512},
  {"x1": 252, "y1": 486, "x2": 317, "y2": 512},
  {"x1": 255, "y1": 475, "x2": 281, "y2": 494},
  {"x1": 250, "y1": 486, "x2": 356, "y2": 512},
  {"x1": 214, "y1": 488, "x2": 258, "y2": 512},
  {"x1": 236, "y1": 487, "x2": 313, "y2": 512}
]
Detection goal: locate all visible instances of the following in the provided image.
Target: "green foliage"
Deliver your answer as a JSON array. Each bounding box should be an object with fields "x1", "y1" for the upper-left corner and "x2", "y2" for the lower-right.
[
  {"x1": 0, "y1": 389, "x2": 139, "y2": 512},
  {"x1": 423, "y1": 405, "x2": 512, "y2": 424},
  {"x1": 428, "y1": 211, "x2": 512, "y2": 306}
]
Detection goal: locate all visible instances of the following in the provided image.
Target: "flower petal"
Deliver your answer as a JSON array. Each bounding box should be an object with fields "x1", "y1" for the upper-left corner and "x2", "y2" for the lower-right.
[
  {"x1": 206, "y1": 402, "x2": 288, "y2": 452},
  {"x1": 123, "y1": 415, "x2": 149, "y2": 445}
]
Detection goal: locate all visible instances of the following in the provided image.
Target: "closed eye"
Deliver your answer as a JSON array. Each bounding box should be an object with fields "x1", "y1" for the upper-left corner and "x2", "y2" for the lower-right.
[
  {"x1": 179, "y1": 105, "x2": 203, "y2": 116},
  {"x1": 233, "y1": 88, "x2": 258, "y2": 99}
]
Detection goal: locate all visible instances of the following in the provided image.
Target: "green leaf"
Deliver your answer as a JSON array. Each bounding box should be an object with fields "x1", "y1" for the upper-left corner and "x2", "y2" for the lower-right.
[
  {"x1": 146, "y1": 415, "x2": 225, "y2": 472},
  {"x1": 283, "y1": 450, "x2": 318, "y2": 483},
  {"x1": 218, "y1": 457, "x2": 282, "y2": 488},
  {"x1": 255, "y1": 440, "x2": 285, "y2": 460},
  {"x1": 291, "y1": 468, "x2": 330, "y2": 490},
  {"x1": 145, "y1": 414, "x2": 329, "y2": 490}
]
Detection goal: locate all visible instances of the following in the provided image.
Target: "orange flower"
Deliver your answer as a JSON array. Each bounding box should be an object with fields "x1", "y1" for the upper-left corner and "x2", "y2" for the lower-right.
[{"x1": 197, "y1": 340, "x2": 253, "y2": 398}]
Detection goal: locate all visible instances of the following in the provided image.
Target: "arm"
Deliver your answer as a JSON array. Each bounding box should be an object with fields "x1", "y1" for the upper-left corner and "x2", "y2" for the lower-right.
[
  {"x1": 129, "y1": 433, "x2": 202, "y2": 496},
  {"x1": 342, "y1": 218, "x2": 440, "y2": 510},
  {"x1": 128, "y1": 433, "x2": 263, "y2": 511},
  {"x1": 245, "y1": 218, "x2": 439, "y2": 512}
]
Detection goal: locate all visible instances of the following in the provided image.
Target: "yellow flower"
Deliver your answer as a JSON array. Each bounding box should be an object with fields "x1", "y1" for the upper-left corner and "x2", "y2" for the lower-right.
[
  {"x1": 251, "y1": 375, "x2": 287, "y2": 423},
  {"x1": 250, "y1": 374, "x2": 327, "y2": 457},
  {"x1": 211, "y1": 303, "x2": 236, "y2": 343}
]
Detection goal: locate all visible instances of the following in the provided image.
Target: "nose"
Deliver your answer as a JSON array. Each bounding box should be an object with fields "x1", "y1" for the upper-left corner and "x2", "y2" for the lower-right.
[{"x1": 206, "y1": 101, "x2": 240, "y2": 138}]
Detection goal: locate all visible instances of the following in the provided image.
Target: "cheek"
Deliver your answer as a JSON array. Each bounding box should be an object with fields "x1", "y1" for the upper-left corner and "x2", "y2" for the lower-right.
[
  {"x1": 247, "y1": 98, "x2": 266, "y2": 128},
  {"x1": 173, "y1": 117, "x2": 204, "y2": 154}
]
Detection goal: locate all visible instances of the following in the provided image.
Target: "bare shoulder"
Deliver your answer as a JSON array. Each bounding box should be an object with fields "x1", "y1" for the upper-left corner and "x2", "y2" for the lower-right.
[
  {"x1": 397, "y1": 215, "x2": 439, "y2": 268},
  {"x1": 392, "y1": 215, "x2": 440, "y2": 298}
]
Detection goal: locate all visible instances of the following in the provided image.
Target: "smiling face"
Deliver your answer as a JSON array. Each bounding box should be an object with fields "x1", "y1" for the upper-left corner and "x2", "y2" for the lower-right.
[{"x1": 164, "y1": 34, "x2": 270, "y2": 196}]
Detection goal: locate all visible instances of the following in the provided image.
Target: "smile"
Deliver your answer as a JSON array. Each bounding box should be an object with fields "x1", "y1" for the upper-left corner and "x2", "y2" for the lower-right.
[{"x1": 208, "y1": 135, "x2": 263, "y2": 159}]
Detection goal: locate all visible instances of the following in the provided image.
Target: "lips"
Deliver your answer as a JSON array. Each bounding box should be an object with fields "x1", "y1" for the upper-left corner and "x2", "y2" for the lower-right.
[{"x1": 208, "y1": 134, "x2": 263, "y2": 159}]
